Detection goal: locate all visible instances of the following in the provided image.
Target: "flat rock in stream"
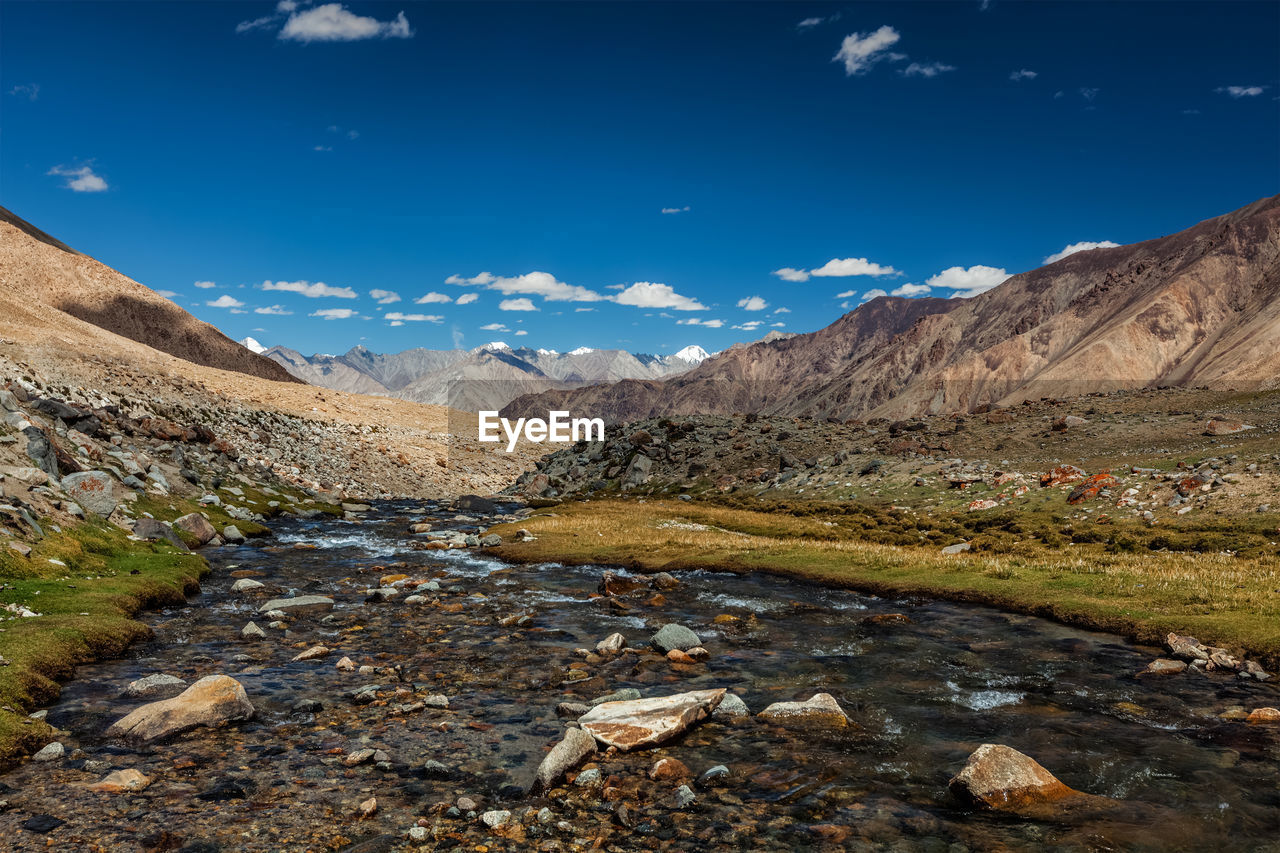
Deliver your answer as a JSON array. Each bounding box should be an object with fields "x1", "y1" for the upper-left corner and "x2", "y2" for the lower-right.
[
  {"x1": 949, "y1": 743, "x2": 1115, "y2": 817},
  {"x1": 578, "y1": 688, "x2": 725, "y2": 751},
  {"x1": 106, "y1": 674, "x2": 255, "y2": 743},
  {"x1": 758, "y1": 692, "x2": 851, "y2": 728},
  {"x1": 257, "y1": 595, "x2": 334, "y2": 615},
  {"x1": 124, "y1": 673, "x2": 187, "y2": 699}
]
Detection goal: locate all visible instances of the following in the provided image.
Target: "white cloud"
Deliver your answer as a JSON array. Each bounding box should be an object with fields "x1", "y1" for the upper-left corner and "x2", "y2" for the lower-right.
[
  {"x1": 677, "y1": 317, "x2": 724, "y2": 328},
  {"x1": 1079, "y1": 87, "x2": 1100, "y2": 101},
  {"x1": 311, "y1": 308, "x2": 357, "y2": 319},
  {"x1": 661, "y1": 206, "x2": 691, "y2": 214},
  {"x1": 154, "y1": 289, "x2": 177, "y2": 298},
  {"x1": 193, "y1": 280, "x2": 217, "y2": 289},
  {"x1": 277, "y1": 4, "x2": 413, "y2": 42},
  {"x1": 797, "y1": 15, "x2": 838, "y2": 30},
  {"x1": 7, "y1": 83, "x2": 39, "y2": 101},
  {"x1": 860, "y1": 289, "x2": 888, "y2": 302},
  {"x1": 261, "y1": 280, "x2": 357, "y2": 298},
  {"x1": 1217, "y1": 85, "x2": 1266, "y2": 98},
  {"x1": 574, "y1": 307, "x2": 596, "y2": 312},
  {"x1": 1043, "y1": 240, "x2": 1120, "y2": 264},
  {"x1": 1009, "y1": 69, "x2": 1037, "y2": 82},
  {"x1": 445, "y1": 272, "x2": 496, "y2": 286},
  {"x1": 207, "y1": 294, "x2": 245, "y2": 309},
  {"x1": 732, "y1": 320, "x2": 764, "y2": 331},
  {"x1": 833, "y1": 25, "x2": 900, "y2": 75},
  {"x1": 772, "y1": 307, "x2": 790, "y2": 314},
  {"x1": 448, "y1": 270, "x2": 604, "y2": 302},
  {"x1": 514, "y1": 329, "x2": 528, "y2": 336},
  {"x1": 776, "y1": 258, "x2": 901, "y2": 281},
  {"x1": 499, "y1": 298, "x2": 537, "y2": 312},
  {"x1": 480, "y1": 323, "x2": 509, "y2": 332},
  {"x1": 771, "y1": 267, "x2": 810, "y2": 282},
  {"x1": 926, "y1": 265, "x2": 1011, "y2": 297},
  {"x1": 255, "y1": 304, "x2": 293, "y2": 315},
  {"x1": 370, "y1": 289, "x2": 400, "y2": 304},
  {"x1": 385, "y1": 312, "x2": 443, "y2": 323},
  {"x1": 737, "y1": 295, "x2": 768, "y2": 311},
  {"x1": 236, "y1": 15, "x2": 276, "y2": 33},
  {"x1": 901, "y1": 61, "x2": 955, "y2": 78},
  {"x1": 277, "y1": 0, "x2": 297, "y2": 11},
  {"x1": 770, "y1": 322, "x2": 786, "y2": 328},
  {"x1": 415, "y1": 291, "x2": 452, "y2": 304},
  {"x1": 891, "y1": 283, "x2": 932, "y2": 297},
  {"x1": 612, "y1": 281, "x2": 707, "y2": 311},
  {"x1": 455, "y1": 293, "x2": 478, "y2": 305},
  {"x1": 836, "y1": 290, "x2": 857, "y2": 299},
  {"x1": 47, "y1": 163, "x2": 108, "y2": 193}
]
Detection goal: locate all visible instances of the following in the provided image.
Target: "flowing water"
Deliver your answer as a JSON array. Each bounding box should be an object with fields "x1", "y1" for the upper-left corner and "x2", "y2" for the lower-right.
[{"x1": 1, "y1": 501, "x2": 1277, "y2": 851}]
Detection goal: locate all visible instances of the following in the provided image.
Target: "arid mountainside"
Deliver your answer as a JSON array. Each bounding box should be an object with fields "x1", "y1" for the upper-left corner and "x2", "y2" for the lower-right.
[
  {"x1": 262, "y1": 341, "x2": 712, "y2": 411},
  {"x1": 0, "y1": 206, "x2": 298, "y2": 384},
  {"x1": 0, "y1": 208, "x2": 537, "y2": 498},
  {"x1": 505, "y1": 195, "x2": 1280, "y2": 423}
]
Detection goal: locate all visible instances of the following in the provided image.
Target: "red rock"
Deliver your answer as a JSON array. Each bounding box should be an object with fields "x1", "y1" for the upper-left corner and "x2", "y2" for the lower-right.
[
  {"x1": 648, "y1": 757, "x2": 691, "y2": 780},
  {"x1": 1247, "y1": 707, "x2": 1280, "y2": 723}
]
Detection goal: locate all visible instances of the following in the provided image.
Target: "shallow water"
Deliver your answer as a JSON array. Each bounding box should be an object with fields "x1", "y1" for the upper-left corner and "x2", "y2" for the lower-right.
[{"x1": 1, "y1": 500, "x2": 1278, "y2": 851}]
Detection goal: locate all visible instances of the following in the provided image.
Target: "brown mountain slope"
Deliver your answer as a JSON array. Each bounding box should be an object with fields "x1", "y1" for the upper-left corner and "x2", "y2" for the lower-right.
[
  {"x1": 505, "y1": 194, "x2": 1280, "y2": 422},
  {"x1": 0, "y1": 206, "x2": 299, "y2": 384}
]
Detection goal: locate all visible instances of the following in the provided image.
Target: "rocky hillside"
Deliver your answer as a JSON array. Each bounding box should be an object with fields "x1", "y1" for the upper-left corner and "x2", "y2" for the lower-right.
[
  {"x1": 505, "y1": 195, "x2": 1280, "y2": 422},
  {"x1": 260, "y1": 342, "x2": 713, "y2": 412},
  {"x1": 0, "y1": 207, "x2": 299, "y2": 384}
]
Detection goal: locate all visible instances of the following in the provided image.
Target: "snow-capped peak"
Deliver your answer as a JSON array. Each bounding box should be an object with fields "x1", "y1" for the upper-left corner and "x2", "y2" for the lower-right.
[
  {"x1": 536, "y1": 348, "x2": 559, "y2": 355},
  {"x1": 478, "y1": 341, "x2": 511, "y2": 352},
  {"x1": 671, "y1": 344, "x2": 710, "y2": 363},
  {"x1": 567, "y1": 346, "x2": 595, "y2": 356},
  {"x1": 239, "y1": 336, "x2": 266, "y2": 354}
]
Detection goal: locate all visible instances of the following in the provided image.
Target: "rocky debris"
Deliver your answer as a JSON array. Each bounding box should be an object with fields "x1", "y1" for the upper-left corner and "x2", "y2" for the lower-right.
[
  {"x1": 1137, "y1": 659, "x2": 1187, "y2": 677},
  {"x1": 241, "y1": 621, "x2": 266, "y2": 640},
  {"x1": 1164, "y1": 633, "x2": 1271, "y2": 680},
  {"x1": 87, "y1": 768, "x2": 151, "y2": 793},
  {"x1": 1041, "y1": 464, "x2": 1086, "y2": 488},
  {"x1": 599, "y1": 570, "x2": 645, "y2": 596},
  {"x1": 1066, "y1": 471, "x2": 1117, "y2": 504},
  {"x1": 596, "y1": 632, "x2": 627, "y2": 655},
  {"x1": 257, "y1": 595, "x2": 334, "y2": 615},
  {"x1": 173, "y1": 512, "x2": 217, "y2": 546},
  {"x1": 1203, "y1": 419, "x2": 1251, "y2": 436},
  {"x1": 578, "y1": 688, "x2": 726, "y2": 751},
  {"x1": 60, "y1": 470, "x2": 116, "y2": 516},
  {"x1": 291, "y1": 645, "x2": 330, "y2": 662},
  {"x1": 758, "y1": 693, "x2": 850, "y2": 727},
  {"x1": 650, "y1": 623, "x2": 701, "y2": 654},
  {"x1": 124, "y1": 673, "x2": 187, "y2": 699},
  {"x1": 530, "y1": 727, "x2": 597, "y2": 793},
  {"x1": 105, "y1": 674, "x2": 255, "y2": 743}
]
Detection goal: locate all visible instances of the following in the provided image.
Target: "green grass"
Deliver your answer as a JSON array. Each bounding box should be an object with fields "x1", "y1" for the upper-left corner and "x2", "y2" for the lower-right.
[
  {"x1": 488, "y1": 498, "x2": 1280, "y2": 667},
  {"x1": 0, "y1": 513, "x2": 207, "y2": 768}
]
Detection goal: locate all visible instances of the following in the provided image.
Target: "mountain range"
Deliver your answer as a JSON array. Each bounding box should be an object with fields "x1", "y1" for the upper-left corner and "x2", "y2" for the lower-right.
[
  {"x1": 503, "y1": 194, "x2": 1280, "y2": 422},
  {"x1": 250, "y1": 341, "x2": 713, "y2": 412}
]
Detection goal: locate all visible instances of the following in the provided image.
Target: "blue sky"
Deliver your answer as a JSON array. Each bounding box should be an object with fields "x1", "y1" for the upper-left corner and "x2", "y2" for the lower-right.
[{"x1": 3, "y1": 1, "x2": 1277, "y2": 356}]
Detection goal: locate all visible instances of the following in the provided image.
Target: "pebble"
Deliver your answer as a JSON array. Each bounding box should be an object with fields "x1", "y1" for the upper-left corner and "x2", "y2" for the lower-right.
[{"x1": 481, "y1": 809, "x2": 511, "y2": 828}]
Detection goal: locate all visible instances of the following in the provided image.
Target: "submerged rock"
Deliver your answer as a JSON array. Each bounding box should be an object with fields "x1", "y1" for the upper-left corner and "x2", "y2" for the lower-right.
[
  {"x1": 88, "y1": 768, "x2": 151, "y2": 793},
  {"x1": 106, "y1": 674, "x2": 255, "y2": 743},
  {"x1": 578, "y1": 688, "x2": 725, "y2": 751},
  {"x1": 949, "y1": 743, "x2": 1100, "y2": 813}
]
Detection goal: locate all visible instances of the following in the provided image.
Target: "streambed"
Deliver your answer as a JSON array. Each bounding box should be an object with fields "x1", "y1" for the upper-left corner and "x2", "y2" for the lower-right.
[{"x1": 0, "y1": 500, "x2": 1277, "y2": 851}]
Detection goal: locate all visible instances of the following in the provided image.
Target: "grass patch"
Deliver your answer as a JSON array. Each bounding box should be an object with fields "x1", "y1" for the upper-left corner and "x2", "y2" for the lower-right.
[
  {"x1": 488, "y1": 498, "x2": 1280, "y2": 666},
  {"x1": 0, "y1": 515, "x2": 207, "y2": 769}
]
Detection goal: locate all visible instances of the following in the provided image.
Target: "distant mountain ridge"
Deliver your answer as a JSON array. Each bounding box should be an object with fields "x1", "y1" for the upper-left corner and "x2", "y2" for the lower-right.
[
  {"x1": 250, "y1": 340, "x2": 714, "y2": 411},
  {"x1": 503, "y1": 194, "x2": 1280, "y2": 422}
]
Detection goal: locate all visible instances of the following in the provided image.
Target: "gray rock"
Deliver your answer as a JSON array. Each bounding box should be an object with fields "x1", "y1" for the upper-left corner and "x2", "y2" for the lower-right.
[
  {"x1": 124, "y1": 674, "x2": 187, "y2": 699},
  {"x1": 32, "y1": 741, "x2": 64, "y2": 762},
  {"x1": 173, "y1": 512, "x2": 217, "y2": 546},
  {"x1": 479, "y1": 533, "x2": 501, "y2": 547},
  {"x1": 61, "y1": 471, "x2": 117, "y2": 516},
  {"x1": 650, "y1": 623, "x2": 701, "y2": 654},
  {"x1": 241, "y1": 621, "x2": 266, "y2": 640},
  {"x1": 941, "y1": 542, "x2": 971, "y2": 555},
  {"x1": 589, "y1": 688, "x2": 641, "y2": 707},
  {"x1": 696, "y1": 765, "x2": 730, "y2": 787},
  {"x1": 132, "y1": 518, "x2": 188, "y2": 551},
  {"x1": 573, "y1": 768, "x2": 601, "y2": 787},
  {"x1": 711, "y1": 693, "x2": 749, "y2": 719},
  {"x1": 481, "y1": 810, "x2": 511, "y2": 828},
  {"x1": 257, "y1": 595, "x2": 334, "y2": 615},
  {"x1": 672, "y1": 785, "x2": 696, "y2": 808},
  {"x1": 531, "y1": 727, "x2": 597, "y2": 793},
  {"x1": 231, "y1": 578, "x2": 264, "y2": 592},
  {"x1": 222, "y1": 524, "x2": 246, "y2": 544}
]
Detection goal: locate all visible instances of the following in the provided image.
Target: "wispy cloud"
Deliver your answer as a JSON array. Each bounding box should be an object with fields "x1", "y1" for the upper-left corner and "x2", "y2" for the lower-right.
[
  {"x1": 385, "y1": 311, "x2": 443, "y2": 323},
  {"x1": 207, "y1": 294, "x2": 245, "y2": 309},
  {"x1": 47, "y1": 163, "x2": 108, "y2": 192},
  {"x1": 261, "y1": 280, "x2": 357, "y2": 298},
  {"x1": 1009, "y1": 69, "x2": 1037, "y2": 82},
  {"x1": 677, "y1": 317, "x2": 724, "y2": 328},
  {"x1": 414, "y1": 292, "x2": 452, "y2": 304},
  {"x1": 732, "y1": 320, "x2": 764, "y2": 332},
  {"x1": 154, "y1": 289, "x2": 177, "y2": 299},
  {"x1": 369, "y1": 289, "x2": 400, "y2": 304},
  {"x1": 797, "y1": 13, "x2": 838, "y2": 31},
  {"x1": 1043, "y1": 240, "x2": 1120, "y2": 264},
  {"x1": 1079, "y1": 87, "x2": 1100, "y2": 101},
  {"x1": 7, "y1": 83, "x2": 39, "y2": 101},
  {"x1": 1216, "y1": 85, "x2": 1266, "y2": 98},
  {"x1": 455, "y1": 293, "x2": 478, "y2": 305},
  {"x1": 480, "y1": 323, "x2": 509, "y2": 332},
  {"x1": 499, "y1": 298, "x2": 538, "y2": 311},
  {"x1": 239, "y1": 2, "x2": 414, "y2": 42},
  {"x1": 255, "y1": 304, "x2": 293, "y2": 315},
  {"x1": 661, "y1": 206, "x2": 691, "y2": 214},
  {"x1": 311, "y1": 308, "x2": 357, "y2": 319},
  {"x1": 833, "y1": 25, "x2": 901, "y2": 75},
  {"x1": 901, "y1": 61, "x2": 955, "y2": 78},
  {"x1": 193, "y1": 280, "x2": 217, "y2": 289}
]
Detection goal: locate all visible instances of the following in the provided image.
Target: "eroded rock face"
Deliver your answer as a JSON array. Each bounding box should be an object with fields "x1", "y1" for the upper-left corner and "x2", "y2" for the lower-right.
[
  {"x1": 531, "y1": 727, "x2": 597, "y2": 793},
  {"x1": 758, "y1": 692, "x2": 850, "y2": 727},
  {"x1": 578, "y1": 688, "x2": 725, "y2": 751},
  {"x1": 106, "y1": 675, "x2": 255, "y2": 743},
  {"x1": 948, "y1": 744, "x2": 1079, "y2": 810}
]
